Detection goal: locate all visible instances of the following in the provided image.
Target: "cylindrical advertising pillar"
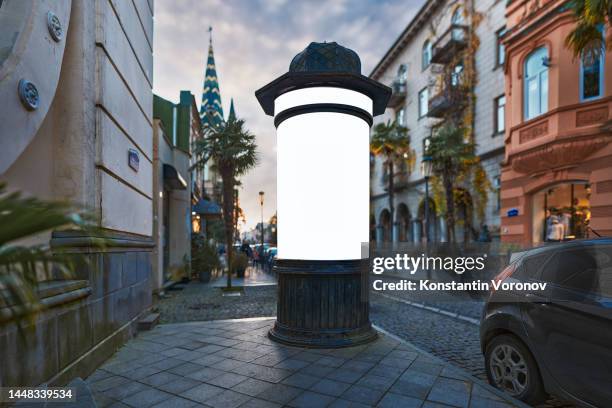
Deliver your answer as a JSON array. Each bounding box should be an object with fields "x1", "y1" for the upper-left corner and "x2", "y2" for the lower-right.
[{"x1": 256, "y1": 42, "x2": 390, "y2": 347}]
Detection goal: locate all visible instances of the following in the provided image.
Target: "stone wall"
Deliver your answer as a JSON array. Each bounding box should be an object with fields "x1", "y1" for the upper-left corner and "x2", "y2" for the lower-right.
[{"x1": 0, "y1": 0, "x2": 155, "y2": 386}]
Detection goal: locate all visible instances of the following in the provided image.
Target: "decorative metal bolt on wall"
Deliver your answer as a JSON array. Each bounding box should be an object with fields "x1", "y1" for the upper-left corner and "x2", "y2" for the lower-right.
[
  {"x1": 18, "y1": 79, "x2": 39, "y2": 111},
  {"x1": 256, "y1": 42, "x2": 391, "y2": 348},
  {"x1": 47, "y1": 11, "x2": 63, "y2": 42}
]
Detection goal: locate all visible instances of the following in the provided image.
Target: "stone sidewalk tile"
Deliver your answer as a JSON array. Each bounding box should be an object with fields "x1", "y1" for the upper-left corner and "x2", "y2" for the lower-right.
[{"x1": 89, "y1": 317, "x2": 530, "y2": 408}]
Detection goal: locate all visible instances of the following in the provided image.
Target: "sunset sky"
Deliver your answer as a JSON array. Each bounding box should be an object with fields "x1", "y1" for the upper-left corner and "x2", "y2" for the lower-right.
[{"x1": 153, "y1": 0, "x2": 425, "y2": 231}]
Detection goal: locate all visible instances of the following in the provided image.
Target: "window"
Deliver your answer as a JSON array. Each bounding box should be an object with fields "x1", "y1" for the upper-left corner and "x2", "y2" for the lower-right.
[
  {"x1": 524, "y1": 47, "x2": 549, "y2": 120},
  {"x1": 494, "y1": 95, "x2": 506, "y2": 134},
  {"x1": 397, "y1": 64, "x2": 408, "y2": 83},
  {"x1": 580, "y1": 50, "x2": 604, "y2": 101},
  {"x1": 396, "y1": 107, "x2": 405, "y2": 126},
  {"x1": 418, "y1": 87, "x2": 429, "y2": 118},
  {"x1": 451, "y1": 7, "x2": 465, "y2": 41},
  {"x1": 542, "y1": 247, "x2": 600, "y2": 295},
  {"x1": 451, "y1": 62, "x2": 464, "y2": 87},
  {"x1": 494, "y1": 175, "x2": 501, "y2": 212},
  {"x1": 422, "y1": 136, "x2": 432, "y2": 155},
  {"x1": 422, "y1": 40, "x2": 432, "y2": 70},
  {"x1": 496, "y1": 28, "x2": 506, "y2": 67}
]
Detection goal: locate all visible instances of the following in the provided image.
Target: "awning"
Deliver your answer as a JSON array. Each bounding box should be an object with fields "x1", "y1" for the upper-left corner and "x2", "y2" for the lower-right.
[
  {"x1": 193, "y1": 198, "x2": 222, "y2": 219},
  {"x1": 163, "y1": 163, "x2": 187, "y2": 190}
]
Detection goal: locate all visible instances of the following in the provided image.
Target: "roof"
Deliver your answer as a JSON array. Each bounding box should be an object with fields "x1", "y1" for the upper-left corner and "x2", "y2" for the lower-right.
[{"x1": 369, "y1": 0, "x2": 444, "y2": 80}]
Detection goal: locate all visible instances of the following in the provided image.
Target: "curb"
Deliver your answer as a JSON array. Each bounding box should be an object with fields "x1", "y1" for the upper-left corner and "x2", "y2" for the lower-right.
[{"x1": 373, "y1": 291, "x2": 481, "y2": 325}]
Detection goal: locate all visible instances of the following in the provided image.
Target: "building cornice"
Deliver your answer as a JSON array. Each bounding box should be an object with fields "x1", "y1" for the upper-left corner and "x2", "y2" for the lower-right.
[{"x1": 369, "y1": 0, "x2": 445, "y2": 80}]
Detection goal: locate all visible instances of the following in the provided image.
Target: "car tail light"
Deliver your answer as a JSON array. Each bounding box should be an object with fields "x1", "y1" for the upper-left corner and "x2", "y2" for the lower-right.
[{"x1": 490, "y1": 263, "x2": 516, "y2": 292}]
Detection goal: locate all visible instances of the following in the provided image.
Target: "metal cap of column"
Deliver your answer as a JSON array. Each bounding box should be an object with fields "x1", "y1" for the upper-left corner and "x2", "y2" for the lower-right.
[{"x1": 255, "y1": 42, "x2": 391, "y2": 348}]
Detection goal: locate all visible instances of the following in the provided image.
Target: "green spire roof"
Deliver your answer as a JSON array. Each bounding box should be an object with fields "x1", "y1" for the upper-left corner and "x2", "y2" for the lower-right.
[
  {"x1": 228, "y1": 98, "x2": 236, "y2": 121},
  {"x1": 200, "y1": 27, "x2": 224, "y2": 128}
]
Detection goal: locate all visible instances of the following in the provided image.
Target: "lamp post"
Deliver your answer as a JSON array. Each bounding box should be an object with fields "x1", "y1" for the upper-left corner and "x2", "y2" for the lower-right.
[
  {"x1": 421, "y1": 156, "x2": 433, "y2": 243},
  {"x1": 259, "y1": 191, "x2": 265, "y2": 252},
  {"x1": 256, "y1": 42, "x2": 390, "y2": 347}
]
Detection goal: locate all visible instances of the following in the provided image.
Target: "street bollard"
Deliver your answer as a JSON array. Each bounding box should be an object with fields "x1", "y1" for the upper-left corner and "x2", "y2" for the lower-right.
[{"x1": 256, "y1": 42, "x2": 391, "y2": 347}]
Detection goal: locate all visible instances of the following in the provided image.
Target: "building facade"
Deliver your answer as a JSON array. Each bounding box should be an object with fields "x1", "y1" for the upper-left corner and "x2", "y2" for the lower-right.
[
  {"x1": 501, "y1": 0, "x2": 612, "y2": 245},
  {"x1": 0, "y1": 0, "x2": 154, "y2": 386},
  {"x1": 370, "y1": 0, "x2": 507, "y2": 244},
  {"x1": 152, "y1": 92, "x2": 198, "y2": 293}
]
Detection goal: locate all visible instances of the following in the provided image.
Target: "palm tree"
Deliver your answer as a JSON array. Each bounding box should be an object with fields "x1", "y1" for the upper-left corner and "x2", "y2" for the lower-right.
[
  {"x1": 425, "y1": 124, "x2": 476, "y2": 243},
  {"x1": 565, "y1": 0, "x2": 611, "y2": 59},
  {"x1": 371, "y1": 120, "x2": 414, "y2": 242},
  {"x1": 0, "y1": 184, "x2": 96, "y2": 325},
  {"x1": 195, "y1": 115, "x2": 258, "y2": 289}
]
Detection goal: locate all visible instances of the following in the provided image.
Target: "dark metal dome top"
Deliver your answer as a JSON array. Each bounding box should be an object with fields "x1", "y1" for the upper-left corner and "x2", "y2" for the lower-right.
[{"x1": 289, "y1": 42, "x2": 361, "y2": 74}]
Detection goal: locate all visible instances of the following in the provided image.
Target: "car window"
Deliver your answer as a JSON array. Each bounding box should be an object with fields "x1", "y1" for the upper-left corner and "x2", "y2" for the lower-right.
[
  {"x1": 593, "y1": 245, "x2": 612, "y2": 297},
  {"x1": 542, "y1": 246, "x2": 599, "y2": 295},
  {"x1": 516, "y1": 251, "x2": 552, "y2": 280}
]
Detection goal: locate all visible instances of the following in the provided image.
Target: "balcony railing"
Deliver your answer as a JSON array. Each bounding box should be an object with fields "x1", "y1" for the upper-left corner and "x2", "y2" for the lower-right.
[
  {"x1": 427, "y1": 85, "x2": 466, "y2": 118},
  {"x1": 431, "y1": 24, "x2": 468, "y2": 64},
  {"x1": 387, "y1": 80, "x2": 407, "y2": 108}
]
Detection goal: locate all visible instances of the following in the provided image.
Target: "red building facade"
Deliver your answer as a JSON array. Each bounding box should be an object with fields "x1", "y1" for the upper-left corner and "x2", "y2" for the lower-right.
[{"x1": 501, "y1": 0, "x2": 612, "y2": 245}]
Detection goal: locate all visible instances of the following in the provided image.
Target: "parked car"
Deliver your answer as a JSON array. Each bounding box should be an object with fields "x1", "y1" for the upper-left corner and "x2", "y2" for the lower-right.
[{"x1": 480, "y1": 238, "x2": 612, "y2": 407}]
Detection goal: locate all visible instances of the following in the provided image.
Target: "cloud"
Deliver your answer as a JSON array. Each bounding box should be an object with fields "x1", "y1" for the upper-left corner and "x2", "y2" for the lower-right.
[{"x1": 153, "y1": 0, "x2": 424, "y2": 231}]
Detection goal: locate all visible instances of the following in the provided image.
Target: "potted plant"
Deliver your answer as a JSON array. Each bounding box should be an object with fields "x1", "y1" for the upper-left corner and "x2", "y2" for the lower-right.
[
  {"x1": 231, "y1": 252, "x2": 249, "y2": 278},
  {"x1": 191, "y1": 234, "x2": 220, "y2": 283}
]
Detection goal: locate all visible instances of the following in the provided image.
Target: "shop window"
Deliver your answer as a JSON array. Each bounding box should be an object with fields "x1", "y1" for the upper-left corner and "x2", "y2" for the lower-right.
[
  {"x1": 418, "y1": 87, "x2": 429, "y2": 118},
  {"x1": 531, "y1": 182, "x2": 591, "y2": 244},
  {"x1": 524, "y1": 47, "x2": 549, "y2": 120}
]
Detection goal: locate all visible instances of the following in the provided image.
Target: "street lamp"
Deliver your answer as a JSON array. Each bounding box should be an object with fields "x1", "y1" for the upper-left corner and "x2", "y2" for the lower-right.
[
  {"x1": 259, "y1": 191, "x2": 265, "y2": 251},
  {"x1": 421, "y1": 155, "x2": 433, "y2": 243},
  {"x1": 256, "y1": 42, "x2": 390, "y2": 347}
]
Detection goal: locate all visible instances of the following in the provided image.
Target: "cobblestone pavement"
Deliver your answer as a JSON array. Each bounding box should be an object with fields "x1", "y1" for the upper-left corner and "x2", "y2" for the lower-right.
[
  {"x1": 89, "y1": 318, "x2": 527, "y2": 408},
  {"x1": 157, "y1": 282, "x2": 277, "y2": 324},
  {"x1": 155, "y1": 272, "x2": 574, "y2": 407}
]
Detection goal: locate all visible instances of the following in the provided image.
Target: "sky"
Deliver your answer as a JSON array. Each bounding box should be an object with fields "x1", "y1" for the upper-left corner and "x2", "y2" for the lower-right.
[{"x1": 153, "y1": 0, "x2": 424, "y2": 231}]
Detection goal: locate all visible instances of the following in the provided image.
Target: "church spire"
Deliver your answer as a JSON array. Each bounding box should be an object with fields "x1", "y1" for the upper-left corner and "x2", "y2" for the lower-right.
[
  {"x1": 228, "y1": 98, "x2": 236, "y2": 121},
  {"x1": 200, "y1": 26, "x2": 224, "y2": 128}
]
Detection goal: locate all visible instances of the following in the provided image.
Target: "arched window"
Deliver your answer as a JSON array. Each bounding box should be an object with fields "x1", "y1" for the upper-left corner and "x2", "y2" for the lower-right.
[
  {"x1": 524, "y1": 47, "x2": 549, "y2": 120},
  {"x1": 422, "y1": 40, "x2": 432, "y2": 69}
]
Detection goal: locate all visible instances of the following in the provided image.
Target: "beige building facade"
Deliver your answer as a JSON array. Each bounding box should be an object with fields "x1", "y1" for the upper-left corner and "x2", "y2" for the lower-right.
[
  {"x1": 370, "y1": 0, "x2": 506, "y2": 243},
  {"x1": 0, "y1": 0, "x2": 155, "y2": 386}
]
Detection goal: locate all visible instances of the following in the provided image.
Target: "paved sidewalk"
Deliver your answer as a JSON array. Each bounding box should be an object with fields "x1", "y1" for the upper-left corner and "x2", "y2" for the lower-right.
[
  {"x1": 87, "y1": 317, "x2": 528, "y2": 408},
  {"x1": 210, "y1": 266, "x2": 277, "y2": 287}
]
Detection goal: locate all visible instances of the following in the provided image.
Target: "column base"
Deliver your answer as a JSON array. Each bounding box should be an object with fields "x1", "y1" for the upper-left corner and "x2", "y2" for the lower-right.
[
  {"x1": 269, "y1": 259, "x2": 376, "y2": 348},
  {"x1": 269, "y1": 320, "x2": 377, "y2": 348}
]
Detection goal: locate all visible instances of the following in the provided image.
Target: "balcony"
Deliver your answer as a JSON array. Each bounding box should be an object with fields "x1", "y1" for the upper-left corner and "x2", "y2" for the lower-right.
[
  {"x1": 431, "y1": 24, "x2": 468, "y2": 64},
  {"x1": 387, "y1": 80, "x2": 407, "y2": 108},
  {"x1": 427, "y1": 85, "x2": 465, "y2": 118}
]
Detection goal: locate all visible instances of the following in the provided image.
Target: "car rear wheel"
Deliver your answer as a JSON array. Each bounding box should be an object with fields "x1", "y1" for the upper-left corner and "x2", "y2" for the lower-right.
[{"x1": 485, "y1": 334, "x2": 546, "y2": 404}]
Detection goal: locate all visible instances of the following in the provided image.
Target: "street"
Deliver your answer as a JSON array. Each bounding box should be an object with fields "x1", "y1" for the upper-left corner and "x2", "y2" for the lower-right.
[{"x1": 370, "y1": 282, "x2": 575, "y2": 408}]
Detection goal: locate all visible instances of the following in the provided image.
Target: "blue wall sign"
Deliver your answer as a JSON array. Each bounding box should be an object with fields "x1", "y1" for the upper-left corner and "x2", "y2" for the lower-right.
[
  {"x1": 507, "y1": 208, "x2": 519, "y2": 217},
  {"x1": 128, "y1": 149, "x2": 140, "y2": 172}
]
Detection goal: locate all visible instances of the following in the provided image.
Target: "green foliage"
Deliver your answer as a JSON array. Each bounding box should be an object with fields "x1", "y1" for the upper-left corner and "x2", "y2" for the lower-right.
[
  {"x1": 194, "y1": 115, "x2": 258, "y2": 288},
  {"x1": 426, "y1": 124, "x2": 478, "y2": 242},
  {"x1": 0, "y1": 183, "x2": 98, "y2": 325},
  {"x1": 230, "y1": 252, "x2": 249, "y2": 274},
  {"x1": 191, "y1": 234, "x2": 220, "y2": 276},
  {"x1": 370, "y1": 120, "x2": 414, "y2": 167},
  {"x1": 565, "y1": 0, "x2": 611, "y2": 59},
  {"x1": 371, "y1": 119, "x2": 415, "y2": 226}
]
